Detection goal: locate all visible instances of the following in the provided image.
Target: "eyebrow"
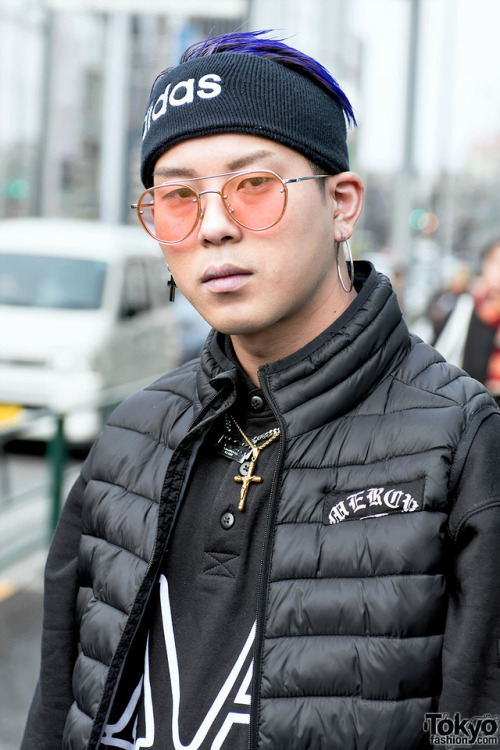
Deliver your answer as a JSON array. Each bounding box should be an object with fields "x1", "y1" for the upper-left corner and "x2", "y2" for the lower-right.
[
  {"x1": 153, "y1": 166, "x2": 196, "y2": 180},
  {"x1": 225, "y1": 149, "x2": 275, "y2": 171},
  {"x1": 153, "y1": 149, "x2": 277, "y2": 181}
]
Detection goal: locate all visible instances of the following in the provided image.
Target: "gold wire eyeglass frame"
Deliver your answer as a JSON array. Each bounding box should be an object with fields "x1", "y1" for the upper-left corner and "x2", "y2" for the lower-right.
[{"x1": 131, "y1": 169, "x2": 331, "y2": 244}]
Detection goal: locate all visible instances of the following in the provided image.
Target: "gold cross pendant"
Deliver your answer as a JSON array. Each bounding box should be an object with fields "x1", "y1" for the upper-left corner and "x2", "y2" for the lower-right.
[{"x1": 234, "y1": 446, "x2": 262, "y2": 511}]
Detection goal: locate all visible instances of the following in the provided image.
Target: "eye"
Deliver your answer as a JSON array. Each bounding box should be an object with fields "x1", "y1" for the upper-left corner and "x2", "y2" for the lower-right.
[
  {"x1": 167, "y1": 187, "x2": 195, "y2": 200},
  {"x1": 236, "y1": 175, "x2": 275, "y2": 192}
]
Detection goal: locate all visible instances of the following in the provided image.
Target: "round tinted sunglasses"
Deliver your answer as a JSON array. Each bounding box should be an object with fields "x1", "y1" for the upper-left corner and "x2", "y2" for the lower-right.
[{"x1": 132, "y1": 169, "x2": 331, "y2": 244}]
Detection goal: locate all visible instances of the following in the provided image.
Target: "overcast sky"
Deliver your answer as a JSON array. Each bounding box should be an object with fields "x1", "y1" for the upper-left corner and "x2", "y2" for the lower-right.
[{"x1": 351, "y1": 0, "x2": 500, "y2": 174}]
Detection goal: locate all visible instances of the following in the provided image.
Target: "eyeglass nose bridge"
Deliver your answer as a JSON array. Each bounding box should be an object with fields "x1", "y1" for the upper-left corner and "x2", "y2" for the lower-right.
[
  {"x1": 198, "y1": 189, "x2": 223, "y2": 198},
  {"x1": 197, "y1": 188, "x2": 235, "y2": 218}
]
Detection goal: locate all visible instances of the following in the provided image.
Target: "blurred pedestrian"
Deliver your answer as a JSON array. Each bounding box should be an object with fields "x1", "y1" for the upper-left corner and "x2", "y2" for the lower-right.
[
  {"x1": 435, "y1": 239, "x2": 500, "y2": 395},
  {"x1": 427, "y1": 261, "x2": 473, "y2": 342},
  {"x1": 22, "y1": 30, "x2": 500, "y2": 750}
]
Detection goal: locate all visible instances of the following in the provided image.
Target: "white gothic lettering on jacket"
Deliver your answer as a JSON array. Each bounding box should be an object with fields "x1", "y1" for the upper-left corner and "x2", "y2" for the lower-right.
[
  {"x1": 327, "y1": 486, "x2": 420, "y2": 525},
  {"x1": 142, "y1": 74, "x2": 222, "y2": 139}
]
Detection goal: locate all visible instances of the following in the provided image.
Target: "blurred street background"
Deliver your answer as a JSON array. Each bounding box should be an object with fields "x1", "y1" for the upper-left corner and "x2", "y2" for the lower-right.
[{"x1": 2, "y1": 0, "x2": 500, "y2": 746}]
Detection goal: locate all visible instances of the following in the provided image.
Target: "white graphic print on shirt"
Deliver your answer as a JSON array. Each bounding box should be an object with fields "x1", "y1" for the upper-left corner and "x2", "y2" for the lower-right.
[{"x1": 100, "y1": 575, "x2": 255, "y2": 750}]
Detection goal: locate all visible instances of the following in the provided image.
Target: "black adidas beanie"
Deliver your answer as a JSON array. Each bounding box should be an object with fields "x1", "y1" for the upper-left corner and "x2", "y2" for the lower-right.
[{"x1": 140, "y1": 53, "x2": 349, "y2": 188}]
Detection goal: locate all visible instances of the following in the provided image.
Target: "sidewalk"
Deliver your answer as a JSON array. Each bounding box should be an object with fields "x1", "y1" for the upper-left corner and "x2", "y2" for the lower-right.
[{"x1": 0, "y1": 549, "x2": 46, "y2": 750}]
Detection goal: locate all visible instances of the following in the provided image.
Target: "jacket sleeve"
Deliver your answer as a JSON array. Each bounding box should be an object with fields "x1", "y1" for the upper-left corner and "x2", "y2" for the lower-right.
[
  {"x1": 20, "y1": 470, "x2": 88, "y2": 750},
  {"x1": 439, "y1": 412, "x2": 500, "y2": 714}
]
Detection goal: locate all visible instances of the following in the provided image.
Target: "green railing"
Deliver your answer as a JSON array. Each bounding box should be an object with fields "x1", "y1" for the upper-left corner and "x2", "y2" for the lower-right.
[
  {"x1": 0, "y1": 375, "x2": 163, "y2": 570},
  {"x1": 0, "y1": 408, "x2": 66, "y2": 569}
]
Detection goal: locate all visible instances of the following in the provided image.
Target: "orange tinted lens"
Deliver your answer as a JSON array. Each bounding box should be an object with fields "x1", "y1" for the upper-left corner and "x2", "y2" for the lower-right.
[
  {"x1": 139, "y1": 184, "x2": 199, "y2": 242},
  {"x1": 223, "y1": 172, "x2": 285, "y2": 229}
]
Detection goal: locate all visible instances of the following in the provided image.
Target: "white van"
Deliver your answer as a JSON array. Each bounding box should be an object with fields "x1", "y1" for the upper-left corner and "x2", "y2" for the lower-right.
[{"x1": 0, "y1": 218, "x2": 181, "y2": 443}]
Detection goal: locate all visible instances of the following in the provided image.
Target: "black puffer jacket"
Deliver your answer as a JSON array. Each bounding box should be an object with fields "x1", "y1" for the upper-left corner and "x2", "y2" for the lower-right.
[{"x1": 22, "y1": 263, "x2": 499, "y2": 749}]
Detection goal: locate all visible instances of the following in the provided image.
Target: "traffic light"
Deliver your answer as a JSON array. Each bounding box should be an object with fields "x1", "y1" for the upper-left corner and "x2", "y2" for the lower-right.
[
  {"x1": 1, "y1": 178, "x2": 30, "y2": 201},
  {"x1": 408, "y1": 208, "x2": 439, "y2": 234}
]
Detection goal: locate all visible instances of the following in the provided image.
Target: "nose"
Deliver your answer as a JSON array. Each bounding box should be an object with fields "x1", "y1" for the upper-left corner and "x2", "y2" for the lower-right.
[{"x1": 197, "y1": 190, "x2": 241, "y2": 246}]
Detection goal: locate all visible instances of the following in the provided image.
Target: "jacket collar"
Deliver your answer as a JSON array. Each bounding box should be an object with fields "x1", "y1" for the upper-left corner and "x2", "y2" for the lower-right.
[{"x1": 198, "y1": 262, "x2": 410, "y2": 435}]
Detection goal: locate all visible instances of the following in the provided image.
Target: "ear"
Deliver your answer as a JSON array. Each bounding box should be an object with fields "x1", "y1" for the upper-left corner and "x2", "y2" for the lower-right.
[{"x1": 326, "y1": 172, "x2": 364, "y2": 242}]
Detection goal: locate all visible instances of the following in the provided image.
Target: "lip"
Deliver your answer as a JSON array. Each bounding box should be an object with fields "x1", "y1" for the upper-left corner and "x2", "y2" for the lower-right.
[{"x1": 201, "y1": 264, "x2": 253, "y2": 293}]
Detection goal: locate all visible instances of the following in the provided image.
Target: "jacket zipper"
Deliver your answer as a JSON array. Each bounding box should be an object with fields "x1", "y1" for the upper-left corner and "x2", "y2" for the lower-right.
[
  {"x1": 92, "y1": 381, "x2": 236, "y2": 747},
  {"x1": 249, "y1": 370, "x2": 287, "y2": 750}
]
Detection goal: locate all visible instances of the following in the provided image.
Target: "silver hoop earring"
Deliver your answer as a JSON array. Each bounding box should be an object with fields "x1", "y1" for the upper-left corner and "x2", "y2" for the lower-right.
[{"x1": 336, "y1": 237, "x2": 354, "y2": 294}]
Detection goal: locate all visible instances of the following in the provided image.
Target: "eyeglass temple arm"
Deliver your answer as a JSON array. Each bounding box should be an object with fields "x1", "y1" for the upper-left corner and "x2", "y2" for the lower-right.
[
  {"x1": 283, "y1": 175, "x2": 331, "y2": 185},
  {"x1": 130, "y1": 175, "x2": 331, "y2": 209},
  {"x1": 131, "y1": 175, "x2": 330, "y2": 202}
]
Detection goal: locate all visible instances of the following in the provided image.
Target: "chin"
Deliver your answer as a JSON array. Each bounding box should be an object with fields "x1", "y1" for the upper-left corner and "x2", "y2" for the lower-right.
[
  {"x1": 210, "y1": 318, "x2": 268, "y2": 336},
  {"x1": 213, "y1": 323, "x2": 257, "y2": 336}
]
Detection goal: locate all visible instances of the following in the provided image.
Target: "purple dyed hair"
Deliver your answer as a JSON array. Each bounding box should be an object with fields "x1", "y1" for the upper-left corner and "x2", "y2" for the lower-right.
[{"x1": 158, "y1": 30, "x2": 356, "y2": 128}]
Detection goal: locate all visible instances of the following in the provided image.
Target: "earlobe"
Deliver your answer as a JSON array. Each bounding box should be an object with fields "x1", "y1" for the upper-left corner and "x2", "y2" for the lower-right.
[{"x1": 328, "y1": 172, "x2": 364, "y2": 241}]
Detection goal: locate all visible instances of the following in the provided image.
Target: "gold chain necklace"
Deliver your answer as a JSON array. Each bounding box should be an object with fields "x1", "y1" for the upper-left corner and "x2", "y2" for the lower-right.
[{"x1": 229, "y1": 415, "x2": 280, "y2": 512}]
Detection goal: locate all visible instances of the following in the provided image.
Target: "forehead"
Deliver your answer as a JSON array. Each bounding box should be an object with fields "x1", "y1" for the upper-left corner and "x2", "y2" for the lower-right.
[{"x1": 153, "y1": 133, "x2": 310, "y2": 179}]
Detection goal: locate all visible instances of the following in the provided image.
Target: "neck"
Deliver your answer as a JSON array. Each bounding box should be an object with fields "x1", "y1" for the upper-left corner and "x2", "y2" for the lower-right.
[{"x1": 230, "y1": 287, "x2": 357, "y2": 386}]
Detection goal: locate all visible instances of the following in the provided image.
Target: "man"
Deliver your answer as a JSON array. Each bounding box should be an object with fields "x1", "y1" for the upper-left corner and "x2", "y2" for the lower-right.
[{"x1": 22, "y1": 31, "x2": 500, "y2": 750}]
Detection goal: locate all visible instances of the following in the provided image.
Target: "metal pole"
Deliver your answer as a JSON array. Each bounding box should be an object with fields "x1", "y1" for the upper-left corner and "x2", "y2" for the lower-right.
[
  {"x1": 391, "y1": 0, "x2": 421, "y2": 268},
  {"x1": 403, "y1": 0, "x2": 420, "y2": 172},
  {"x1": 99, "y1": 12, "x2": 131, "y2": 224},
  {"x1": 436, "y1": 0, "x2": 458, "y2": 261},
  {"x1": 48, "y1": 413, "x2": 67, "y2": 537},
  {"x1": 0, "y1": 443, "x2": 12, "y2": 506},
  {"x1": 34, "y1": 8, "x2": 55, "y2": 217}
]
